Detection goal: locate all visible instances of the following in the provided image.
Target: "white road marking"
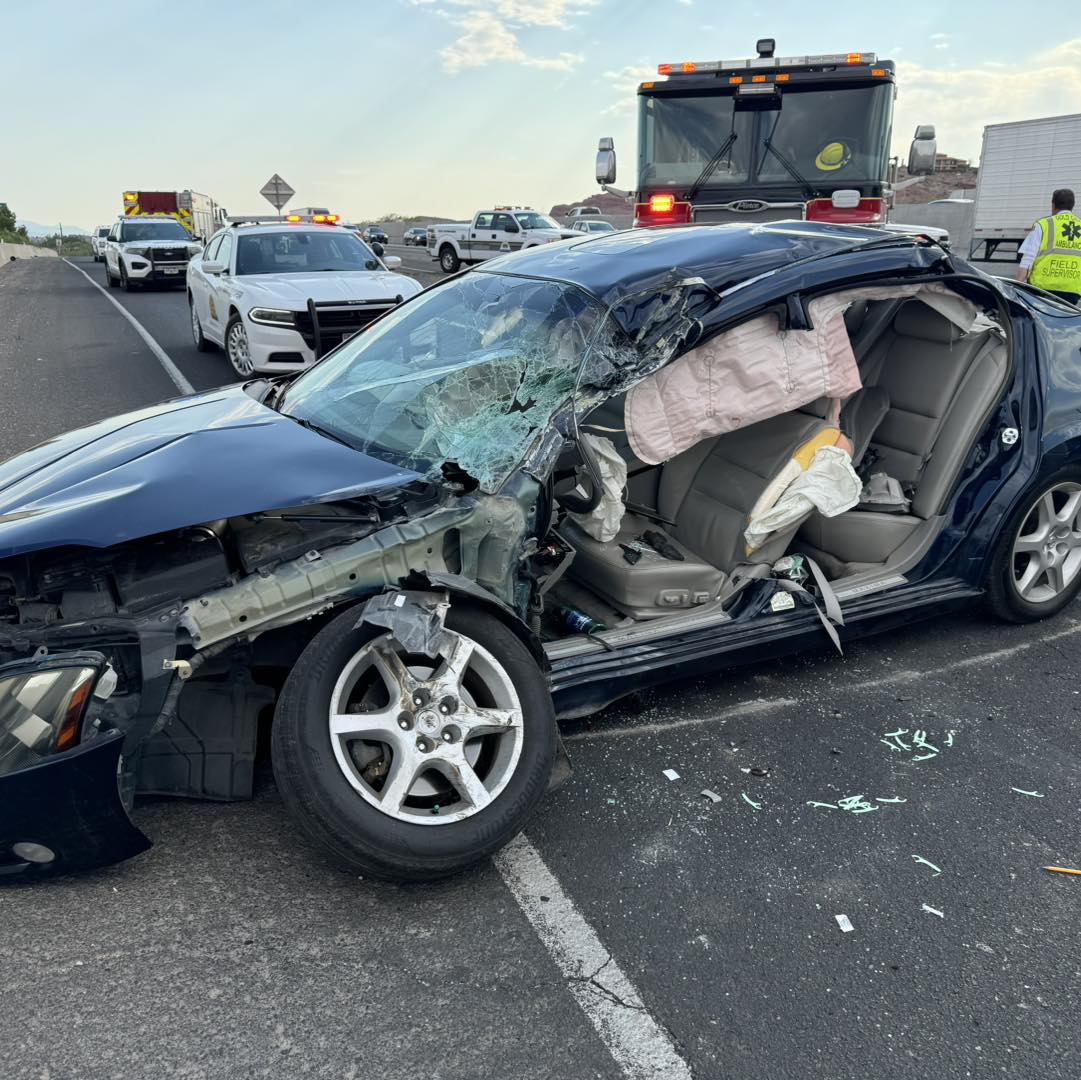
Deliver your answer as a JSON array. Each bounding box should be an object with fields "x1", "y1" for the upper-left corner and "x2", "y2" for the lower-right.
[
  {"x1": 495, "y1": 833, "x2": 692, "y2": 1080},
  {"x1": 62, "y1": 259, "x2": 194, "y2": 395}
]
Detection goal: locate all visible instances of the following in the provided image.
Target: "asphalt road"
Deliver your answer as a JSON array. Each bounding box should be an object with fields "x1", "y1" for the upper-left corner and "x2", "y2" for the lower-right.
[{"x1": 1, "y1": 257, "x2": 1080, "y2": 1080}]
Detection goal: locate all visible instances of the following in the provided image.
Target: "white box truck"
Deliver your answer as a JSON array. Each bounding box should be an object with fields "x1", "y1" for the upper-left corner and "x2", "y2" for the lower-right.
[{"x1": 969, "y1": 114, "x2": 1081, "y2": 261}]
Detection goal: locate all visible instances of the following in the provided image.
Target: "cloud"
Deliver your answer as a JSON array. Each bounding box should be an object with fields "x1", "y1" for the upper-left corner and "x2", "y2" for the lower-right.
[
  {"x1": 893, "y1": 38, "x2": 1081, "y2": 162},
  {"x1": 411, "y1": 0, "x2": 597, "y2": 72},
  {"x1": 929, "y1": 32, "x2": 947, "y2": 40},
  {"x1": 601, "y1": 64, "x2": 657, "y2": 117}
]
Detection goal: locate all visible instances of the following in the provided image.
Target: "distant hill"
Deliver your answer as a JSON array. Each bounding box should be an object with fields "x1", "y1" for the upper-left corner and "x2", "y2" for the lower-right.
[
  {"x1": 891, "y1": 168, "x2": 977, "y2": 205},
  {"x1": 549, "y1": 193, "x2": 632, "y2": 219},
  {"x1": 18, "y1": 220, "x2": 89, "y2": 237}
]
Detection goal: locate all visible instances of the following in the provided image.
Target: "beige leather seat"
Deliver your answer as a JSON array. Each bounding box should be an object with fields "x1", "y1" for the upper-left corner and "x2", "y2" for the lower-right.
[
  {"x1": 563, "y1": 411, "x2": 837, "y2": 619},
  {"x1": 800, "y1": 299, "x2": 1008, "y2": 571}
]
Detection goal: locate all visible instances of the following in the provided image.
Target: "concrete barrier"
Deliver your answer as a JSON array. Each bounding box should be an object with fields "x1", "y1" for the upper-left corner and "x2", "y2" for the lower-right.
[
  {"x1": 1, "y1": 242, "x2": 58, "y2": 264},
  {"x1": 890, "y1": 202, "x2": 975, "y2": 257}
]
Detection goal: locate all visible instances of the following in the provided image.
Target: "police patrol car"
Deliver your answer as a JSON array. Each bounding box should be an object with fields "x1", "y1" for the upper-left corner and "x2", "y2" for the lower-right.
[{"x1": 186, "y1": 214, "x2": 423, "y2": 377}]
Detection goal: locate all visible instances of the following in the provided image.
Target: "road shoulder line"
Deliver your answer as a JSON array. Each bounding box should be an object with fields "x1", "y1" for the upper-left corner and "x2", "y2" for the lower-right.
[
  {"x1": 496, "y1": 833, "x2": 692, "y2": 1080},
  {"x1": 62, "y1": 259, "x2": 194, "y2": 395}
]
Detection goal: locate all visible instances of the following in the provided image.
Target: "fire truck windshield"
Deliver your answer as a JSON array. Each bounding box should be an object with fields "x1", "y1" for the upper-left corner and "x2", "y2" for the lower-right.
[{"x1": 638, "y1": 82, "x2": 893, "y2": 192}]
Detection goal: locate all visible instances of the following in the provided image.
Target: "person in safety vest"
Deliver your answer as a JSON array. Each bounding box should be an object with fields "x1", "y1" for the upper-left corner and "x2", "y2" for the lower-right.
[{"x1": 1017, "y1": 188, "x2": 1081, "y2": 305}]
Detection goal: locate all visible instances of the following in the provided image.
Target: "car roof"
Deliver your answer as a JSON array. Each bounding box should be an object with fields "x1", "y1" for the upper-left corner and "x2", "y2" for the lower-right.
[
  {"x1": 220, "y1": 224, "x2": 355, "y2": 237},
  {"x1": 476, "y1": 222, "x2": 889, "y2": 308}
]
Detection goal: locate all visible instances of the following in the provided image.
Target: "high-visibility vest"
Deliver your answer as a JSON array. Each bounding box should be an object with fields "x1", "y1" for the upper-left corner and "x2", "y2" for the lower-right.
[{"x1": 1029, "y1": 212, "x2": 1081, "y2": 293}]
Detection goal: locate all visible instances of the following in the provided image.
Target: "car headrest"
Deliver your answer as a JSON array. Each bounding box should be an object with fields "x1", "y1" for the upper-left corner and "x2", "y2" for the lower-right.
[
  {"x1": 843, "y1": 299, "x2": 869, "y2": 336},
  {"x1": 892, "y1": 300, "x2": 964, "y2": 344}
]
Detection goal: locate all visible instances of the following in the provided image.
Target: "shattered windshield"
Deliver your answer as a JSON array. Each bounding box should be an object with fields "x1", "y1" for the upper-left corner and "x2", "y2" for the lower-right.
[{"x1": 279, "y1": 273, "x2": 609, "y2": 491}]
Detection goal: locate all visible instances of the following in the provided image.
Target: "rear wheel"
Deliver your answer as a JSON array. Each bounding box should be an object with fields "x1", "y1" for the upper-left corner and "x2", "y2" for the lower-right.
[
  {"x1": 439, "y1": 245, "x2": 460, "y2": 273},
  {"x1": 986, "y1": 470, "x2": 1081, "y2": 622},
  {"x1": 225, "y1": 314, "x2": 254, "y2": 377},
  {"x1": 105, "y1": 261, "x2": 119, "y2": 288},
  {"x1": 271, "y1": 603, "x2": 556, "y2": 881}
]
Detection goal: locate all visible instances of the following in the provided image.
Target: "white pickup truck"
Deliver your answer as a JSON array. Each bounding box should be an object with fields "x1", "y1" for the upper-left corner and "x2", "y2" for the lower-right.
[{"x1": 428, "y1": 208, "x2": 577, "y2": 273}]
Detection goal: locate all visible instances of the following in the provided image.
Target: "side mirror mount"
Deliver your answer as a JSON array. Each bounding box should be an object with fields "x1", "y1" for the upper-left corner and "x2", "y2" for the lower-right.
[
  {"x1": 596, "y1": 136, "x2": 617, "y2": 185},
  {"x1": 907, "y1": 124, "x2": 937, "y2": 176},
  {"x1": 383, "y1": 255, "x2": 402, "y2": 269},
  {"x1": 201, "y1": 260, "x2": 226, "y2": 275}
]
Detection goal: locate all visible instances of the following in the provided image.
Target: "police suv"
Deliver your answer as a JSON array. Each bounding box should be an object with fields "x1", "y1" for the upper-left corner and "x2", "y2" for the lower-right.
[
  {"x1": 103, "y1": 216, "x2": 202, "y2": 290},
  {"x1": 186, "y1": 215, "x2": 423, "y2": 378}
]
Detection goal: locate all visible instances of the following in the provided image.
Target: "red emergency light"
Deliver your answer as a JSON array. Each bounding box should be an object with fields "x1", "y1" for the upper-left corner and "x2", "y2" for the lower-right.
[{"x1": 635, "y1": 193, "x2": 692, "y2": 227}]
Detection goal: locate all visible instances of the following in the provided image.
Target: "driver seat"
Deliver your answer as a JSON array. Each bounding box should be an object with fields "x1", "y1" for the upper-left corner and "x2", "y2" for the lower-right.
[{"x1": 562, "y1": 410, "x2": 838, "y2": 619}]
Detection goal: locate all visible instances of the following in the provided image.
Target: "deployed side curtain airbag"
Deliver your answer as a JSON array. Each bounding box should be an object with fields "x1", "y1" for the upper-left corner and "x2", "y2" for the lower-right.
[{"x1": 624, "y1": 282, "x2": 980, "y2": 466}]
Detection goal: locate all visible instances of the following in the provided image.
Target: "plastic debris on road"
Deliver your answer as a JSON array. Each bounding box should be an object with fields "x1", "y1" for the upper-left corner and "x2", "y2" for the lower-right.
[
  {"x1": 741, "y1": 792, "x2": 762, "y2": 811},
  {"x1": 921, "y1": 904, "x2": 945, "y2": 918},
  {"x1": 1044, "y1": 865, "x2": 1081, "y2": 876},
  {"x1": 880, "y1": 727, "x2": 947, "y2": 762},
  {"x1": 700, "y1": 789, "x2": 723, "y2": 804},
  {"x1": 912, "y1": 855, "x2": 942, "y2": 876},
  {"x1": 835, "y1": 914, "x2": 854, "y2": 933},
  {"x1": 662, "y1": 768, "x2": 681, "y2": 781},
  {"x1": 1011, "y1": 787, "x2": 1044, "y2": 798}
]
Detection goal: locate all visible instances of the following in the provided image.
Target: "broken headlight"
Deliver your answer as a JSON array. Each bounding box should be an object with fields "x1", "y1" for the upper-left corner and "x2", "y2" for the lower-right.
[{"x1": 0, "y1": 660, "x2": 114, "y2": 778}]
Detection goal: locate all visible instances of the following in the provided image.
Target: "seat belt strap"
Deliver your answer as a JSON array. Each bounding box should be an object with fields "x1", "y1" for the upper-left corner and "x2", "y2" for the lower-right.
[{"x1": 773, "y1": 555, "x2": 844, "y2": 654}]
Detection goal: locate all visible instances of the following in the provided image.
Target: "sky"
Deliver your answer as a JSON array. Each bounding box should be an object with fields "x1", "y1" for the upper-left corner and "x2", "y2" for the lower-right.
[{"x1": 3, "y1": 0, "x2": 1079, "y2": 231}]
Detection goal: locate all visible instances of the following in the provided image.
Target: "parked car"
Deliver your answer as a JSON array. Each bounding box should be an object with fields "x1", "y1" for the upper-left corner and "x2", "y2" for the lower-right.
[
  {"x1": 3, "y1": 222, "x2": 1080, "y2": 885},
  {"x1": 403, "y1": 227, "x2": 428, "y2": 246},
  {"x1": 362, "y1": 225, "x2": 390, "y2": 246},
  {"x1": 187, "y1": 222, "x2": 420, "y2": 377},
  {"x1": 569, "y1": 219, "x2": 616, "y2": 234},
  {"x1": 568, "y1": 206, "x2": 602, "y2": 218}
]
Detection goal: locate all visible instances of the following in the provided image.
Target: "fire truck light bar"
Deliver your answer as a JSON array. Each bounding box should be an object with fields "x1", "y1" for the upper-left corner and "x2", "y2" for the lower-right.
[{"x1": 657, "y1": 52, "x2": 876, "y2": 76}]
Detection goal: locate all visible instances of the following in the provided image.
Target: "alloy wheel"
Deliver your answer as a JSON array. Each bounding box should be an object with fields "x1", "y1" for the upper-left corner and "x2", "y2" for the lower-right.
[
  {"x1": 327, "y1": 630, "x2": 524, "y2": 825},
  {"x1": 1011, "y1": 482, "x2": 1081, "y2": 603},
  {"x1": 226, "y1": 321, "x2": 254, "y2": 377}
]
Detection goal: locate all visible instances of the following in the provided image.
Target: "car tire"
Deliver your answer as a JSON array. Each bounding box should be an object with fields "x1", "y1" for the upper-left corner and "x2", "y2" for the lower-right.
[
  {"x1": 105, "y1": 262, "x2": 119, "y2": 288},
  {"x1": 439, "y1": 245, "x2": 460, "y2": 273},
  {"x1": 986, "y1": 468, "x2": 1081, "y2": 623},
  {"x1": 120, "y1": 265, "x2": 137, "y2": 291},
  {"x1": 189, "y1": 295, "x2": 214, "y2": 352},
  {"x1": 271, "y1": 602, "x2": 556, "y2": 881},
  {"x1": 224, "y1": 314, "x2": 255, "y2": 378}
]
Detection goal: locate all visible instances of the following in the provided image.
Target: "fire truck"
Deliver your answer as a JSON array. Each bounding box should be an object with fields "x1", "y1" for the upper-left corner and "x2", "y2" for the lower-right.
[
  {"x1": 595, "y1": 39, "x2": 938, "y2": 229},
  {"x1": 121, "y1": 190, "x2": 225, "y2": 241}
]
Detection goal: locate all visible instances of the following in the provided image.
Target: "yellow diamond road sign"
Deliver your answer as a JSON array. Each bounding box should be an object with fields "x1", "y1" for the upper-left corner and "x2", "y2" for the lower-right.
[{"x1": 259, "y1": 174, "x2": 295, "y2": 211}]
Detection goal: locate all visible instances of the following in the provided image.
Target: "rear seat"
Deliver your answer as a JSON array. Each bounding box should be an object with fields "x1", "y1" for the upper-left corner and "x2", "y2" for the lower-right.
[
  {"x1": 799, "y1": 299, "x2": 1007, "y2": 571},
  {"x1": 562, "y1": 411, "x2": 838, "y2": 619}
]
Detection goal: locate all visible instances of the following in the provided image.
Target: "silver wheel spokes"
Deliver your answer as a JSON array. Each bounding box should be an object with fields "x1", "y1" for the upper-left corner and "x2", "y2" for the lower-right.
[
  {"x1": 1012, "y1": 483, "x2": 1081, "y2": 602},
  {"x1": 190, "y1": 303, "x2": 201, "y2": 343},
  {"x1": 228, "y1": 324, "x2": 253, "y2": 376},
  {"x1": 328, "y1": 631, "x2": 523, "y2": 825}
]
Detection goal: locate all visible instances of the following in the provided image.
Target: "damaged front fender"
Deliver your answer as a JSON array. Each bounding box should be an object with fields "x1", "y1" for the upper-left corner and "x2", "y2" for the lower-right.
[
  {"x1": 0, "y1": 652, "x2": 150, "y2": 878},
  {"x1": 0, "y1": 730, "x2": 150, "y2": 877}
]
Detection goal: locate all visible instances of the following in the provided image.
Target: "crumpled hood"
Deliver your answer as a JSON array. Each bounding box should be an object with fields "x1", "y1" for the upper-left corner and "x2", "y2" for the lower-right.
[
  {"x1": 0, "y1": 386, "x2": 421, "y2": 558},
  {"x1": 241, "y1": 271, "x2": 421, "y2": 307}
]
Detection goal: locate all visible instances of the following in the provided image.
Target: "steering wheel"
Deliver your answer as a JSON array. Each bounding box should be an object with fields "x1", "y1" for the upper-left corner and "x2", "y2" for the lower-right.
[{"x1": 554, "y1": 434, "x2": 604, "y2": 515}]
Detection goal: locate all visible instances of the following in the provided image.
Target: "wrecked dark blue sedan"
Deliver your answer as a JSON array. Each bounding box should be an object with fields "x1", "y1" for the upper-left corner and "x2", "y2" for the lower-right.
[{"x1": 3, "y1": 222, "x2": 1081, "y2": 882}]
